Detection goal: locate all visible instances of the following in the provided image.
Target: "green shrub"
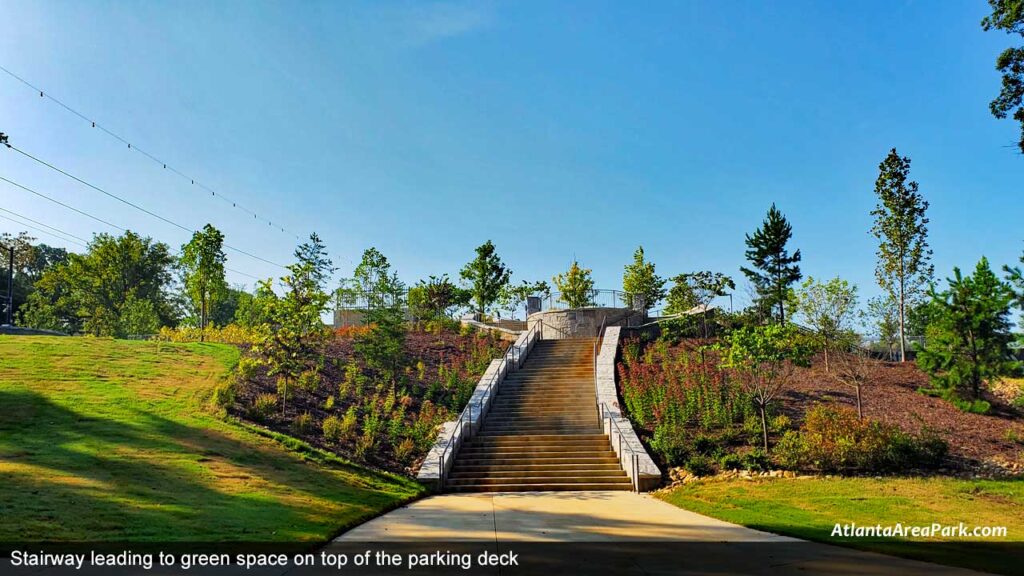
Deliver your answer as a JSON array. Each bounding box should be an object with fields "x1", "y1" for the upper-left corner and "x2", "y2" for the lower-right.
[
  {"x1": 236, "y1": 356, "x2": 260, "y2": 381},
  {"x1": 293, "y1": 412, "x2": 314, "y2": 435},
  {"x1": 355, "y1": 431, "x2": 375, "y2": 460},
  {"x1": 650, "y1": 422, "x2": 689, "y2": 466},
  {"x1": 684, "y1": 454, "x2": 715, "y2": 477},
  {"x1": 341, "y1": 362, "x2": 366, "y2": 399},
  {"x1": 322, "y1": 415, "x2": 344, "y2": 442},
  {"x1": 949, "y1": 398, "x2": 991, "y2": 414},
  {"x1": 394, "y1": 437, "x2": 416, "y2": 464},
  {"x1": 340, "y1": 406, "x2": 359, "y2": 439},
  {"x1": 249, "y1": 393, "x2": 277, "y2": 421},
  {"x1": 297, "y1": 369, "x2": 321, "y2": 392},
  {"x1": 387, "y1": 406, "x2": 406, "y2": 445},
  {"x1": 692, "y1": 433, "x2": 722, "y2": 457},
  {"x1": 719, "y1": 453, "x2": 744, "y2": 470},
  {"x1": 209, "y1": 377, "x2": 237, "y2": 410},
  {"x1": 324, "y1": 395, "x2": 335, "y2": 410},
  {"x1": 775, "y1": 405, "x2": 947, "y2": 473},
  {"x1": 742, "y1": 449, "x2": 771, "y2": 472}
]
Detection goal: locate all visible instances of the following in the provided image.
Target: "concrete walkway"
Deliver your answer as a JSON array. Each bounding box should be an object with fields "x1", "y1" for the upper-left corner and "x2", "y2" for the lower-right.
[
  {"x1": 340, "y1": 491, "x2": 790, "y2": 542},
  {"x1": 337, "y1": 491, "x2": 983, "y2": 574}
]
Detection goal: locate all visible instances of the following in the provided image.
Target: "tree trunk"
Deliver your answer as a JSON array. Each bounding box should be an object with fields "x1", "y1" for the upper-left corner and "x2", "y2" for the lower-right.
[
  {"x1": 898, "y1": 267, "x2": 906, "y2": 363},
  {"x1": 200, "y1": 295, "x2": 206, "y2": 343},
  {"x1": 855, "y1": 383, "x2": 863, "y2": 419},
  {"x1": 823, "y1": 340, "x2": 830, "y2": 373},
  {"x1": 759, "y1": 403, "x2": 769, "y2": 451}
]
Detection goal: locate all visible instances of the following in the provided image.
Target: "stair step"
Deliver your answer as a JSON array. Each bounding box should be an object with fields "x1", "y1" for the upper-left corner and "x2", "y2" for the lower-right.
[
  {"x1": 465, "y1": 433, "x2": 608, "y2": 443},
  {"x1": 451, "y1": 463, "x2": 624, "y2": 473},
  {"x1": 459, "y1": 447, "x2": 613, "y2": 456},
  {"x1": 447, "y1": 483, "x2": 631, "y2": 492},
  {"x1": 446, "y1": 475, "x2": 629, "y2": 486},
  {"x1": 454, "y1": 456, "x2": 621, "y2": 465}
]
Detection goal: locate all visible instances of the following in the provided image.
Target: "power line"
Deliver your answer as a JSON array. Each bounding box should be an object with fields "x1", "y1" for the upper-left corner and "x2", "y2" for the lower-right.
[
  {"x1": 0, "y1": 175, "x2": 264, "y2": 281},
  {"x1": 0, "y1": 206, "x2": 91, "y2": 244},
  {"x1": 2, "y1": 138, "x2": 287, "y2": 270},
  {"x1": 0, "y1": 174, "x2": 125, "y2": 231},
  {"x1": 0, "y1": 63, "x2": 302, "y2": 240},
  {"x1": 0, "y1": 212, "x2": 88, "y2": 248}
]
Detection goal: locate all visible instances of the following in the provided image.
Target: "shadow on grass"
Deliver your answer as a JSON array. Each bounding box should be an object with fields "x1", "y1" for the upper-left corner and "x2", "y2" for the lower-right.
[{"x1": 0, "y1": 390, "x2": 419, "y2": 542}]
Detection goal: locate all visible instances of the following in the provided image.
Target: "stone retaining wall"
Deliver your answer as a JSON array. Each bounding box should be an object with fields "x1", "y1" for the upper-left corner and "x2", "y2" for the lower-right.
[
  {"x1": 527, "y1": 307, "x2": 644, "y2": 339},
  {"x1": 596, "y1": 326, "x2": 662, "y2": 491}
]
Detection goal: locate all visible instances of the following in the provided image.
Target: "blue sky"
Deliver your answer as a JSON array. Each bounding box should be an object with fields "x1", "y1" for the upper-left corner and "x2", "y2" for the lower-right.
[{"x1": 0, "y1": 1, "x2": 1021, "y2": 311}]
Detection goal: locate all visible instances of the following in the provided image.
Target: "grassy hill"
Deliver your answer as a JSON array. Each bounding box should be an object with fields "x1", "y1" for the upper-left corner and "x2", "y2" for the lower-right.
[{"x1": 0, "y1": 336, "x2": 422, "y2": 542}]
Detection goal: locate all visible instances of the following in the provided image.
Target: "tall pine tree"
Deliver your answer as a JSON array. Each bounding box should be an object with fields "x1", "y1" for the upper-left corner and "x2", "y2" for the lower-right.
[
  {"x1": 871, "y1": 148, "x2": 933, "y2": 362},
  {"x1": 741, "y1": 204, "x2": 802, "y2": 323}
]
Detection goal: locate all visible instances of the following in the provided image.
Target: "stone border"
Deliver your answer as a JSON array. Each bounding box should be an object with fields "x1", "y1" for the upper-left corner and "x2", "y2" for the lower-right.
[
  {"x1": 417, "y1": 327, "x2": 538, "y2": 491},
  {"x1": 596, "y1": 326, "x2": 662, "y2": 491}
]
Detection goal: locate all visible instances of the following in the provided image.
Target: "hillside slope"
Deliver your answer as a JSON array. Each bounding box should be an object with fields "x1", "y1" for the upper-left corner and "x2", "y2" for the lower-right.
[{"x1": 0, "y1": 336, "x2": 422, "y2": 542}]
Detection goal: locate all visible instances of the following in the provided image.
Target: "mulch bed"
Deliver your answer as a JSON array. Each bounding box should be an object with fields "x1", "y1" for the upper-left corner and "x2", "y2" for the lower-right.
[
  {"x1": 782, "y1": 357, "x2": 1024, "y2": 468},
  {"x1": 231, "y1": 328, "x2": 505, "y2": 474}
]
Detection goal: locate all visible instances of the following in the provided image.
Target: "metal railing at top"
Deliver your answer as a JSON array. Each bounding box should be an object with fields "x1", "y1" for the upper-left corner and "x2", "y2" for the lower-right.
[
  {"x1": 437, "y1": 320, "x2": 542, "y2": 490},
  {"x1": 541, "y1": 289, "x2": 638, "y2": 312},
  {"x1": 598, "y1": 402, "x2": 640, "y2": 493}
]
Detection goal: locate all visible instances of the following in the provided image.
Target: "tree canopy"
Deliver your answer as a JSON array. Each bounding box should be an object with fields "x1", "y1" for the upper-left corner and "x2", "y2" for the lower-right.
[
  {"x1": 871, "y1": 148, "x2": 933, "y2": 362},
  {"x1": 22, "y1": 231, "x2": 177, "y2": 336},
  {"x1": 553, "y1": 260, "x2": 595, "y2": 309},
  {"x1": 794, "y1": 276, "x2": 859, "y2": 372},
  {"x1": 982, "y1": 0, "x2": 1024, "y2": 153},
  {"x1": 459, "y1": 240, "x2": 511, "y2": 315},
  {"x1": 740, "y1": 204, "x2": 802, "y2": 323},
  {"x1": 622, "y1": 246, "x2": 665, "y2": 311},
  {"x1": 179, "y1": 223, "x2": 228, "y2": 333}
]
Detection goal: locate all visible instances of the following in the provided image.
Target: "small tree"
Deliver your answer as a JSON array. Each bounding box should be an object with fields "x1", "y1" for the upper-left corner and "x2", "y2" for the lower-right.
[
  {"x1": 337, "y1": 247, "x2": 405, "y2": 312},
  {"x1": 981, "y1": 0, "x2": 1024, "y2": 153},
  {"x1": 459, "y1": 240, "x2": 511, "y2": 316},
  {"x1": 553, "y1": 260, "x2": 595, "y2": 308},
  {"x1": 871, "y1": 148, "x2": 933, "y2": 363},
  {"x1": 665, "y1": 271, "x2": 735, "y2": 339},
  {"x1": 348, "y1": 248, "x2": 407, "y2": 384},
  {"x1": 408, "y1": 274, "x2": 469, "y2": 320},
  {"x1": 794, "y1": 276, "x2": 859, "y2": 372},
  {"x1": 233, "y1": 282, "x2": 278, "y2": 328},
  {"x1": 718, "y1": 323, "x2": 809, "y2": 450},
  {"x1": 179, "y1": 224, "x2": 228, "y2": 338},
  {"x1": 833, "y1": 348, "x2": 873, "y2": 418},
  {"x1": 865, "y1": 295, "x2": 900, "y2": 361},
  {"x1": 622, "y1": 246, "x2": 666, "y2": 311},
  {"x1": 917, "y1": 257, "x2": 1017, "y2": 411},
  {"x1": 740, "y1": 204, "x2": 802, "y2": 323},
  {"x1": 254, "y1": 234, "x2": 335, "y2": 414},
  {"x1": 498, "y1": 280, "x2": 550, "y2": 318}
]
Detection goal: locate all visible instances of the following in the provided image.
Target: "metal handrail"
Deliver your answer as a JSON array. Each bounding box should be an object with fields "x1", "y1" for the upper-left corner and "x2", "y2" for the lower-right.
[
  {"x1": 438, "y1": 320, "x2": 542, "y2": 489},
  {"x1": 593, "y1": 314, "x2": 606, "y2": 384},
  {"x1": 599, "y1": 401, "x2": 640, "y2": 492}
]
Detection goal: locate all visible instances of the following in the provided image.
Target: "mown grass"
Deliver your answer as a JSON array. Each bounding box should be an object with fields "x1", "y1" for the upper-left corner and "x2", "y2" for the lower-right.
[
  {"x1": 658, "y1": 476, "x2": 1024, "y2": 574},
  {"x1": 0, "y1": 336, "x2": 423, "y2": 542}
]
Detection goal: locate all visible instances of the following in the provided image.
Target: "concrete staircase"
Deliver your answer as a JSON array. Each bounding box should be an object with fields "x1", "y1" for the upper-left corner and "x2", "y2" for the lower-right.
[{"x1": 446, "y1": 338, "x2": 632, "y2": 492}]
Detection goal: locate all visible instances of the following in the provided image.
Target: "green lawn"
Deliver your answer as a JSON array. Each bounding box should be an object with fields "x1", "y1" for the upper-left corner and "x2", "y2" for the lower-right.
[
  {"x1": 0, "y1": 336, "x2": 423, "y2": 542},
  {"x1": 658, "y1": 476, "x2": 1024, "y2": 574}
]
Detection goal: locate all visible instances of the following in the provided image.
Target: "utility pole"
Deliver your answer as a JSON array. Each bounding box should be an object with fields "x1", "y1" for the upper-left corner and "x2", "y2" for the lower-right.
[{"x1": 4, "y1": 245, "x2": 12, "y2": 325}]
